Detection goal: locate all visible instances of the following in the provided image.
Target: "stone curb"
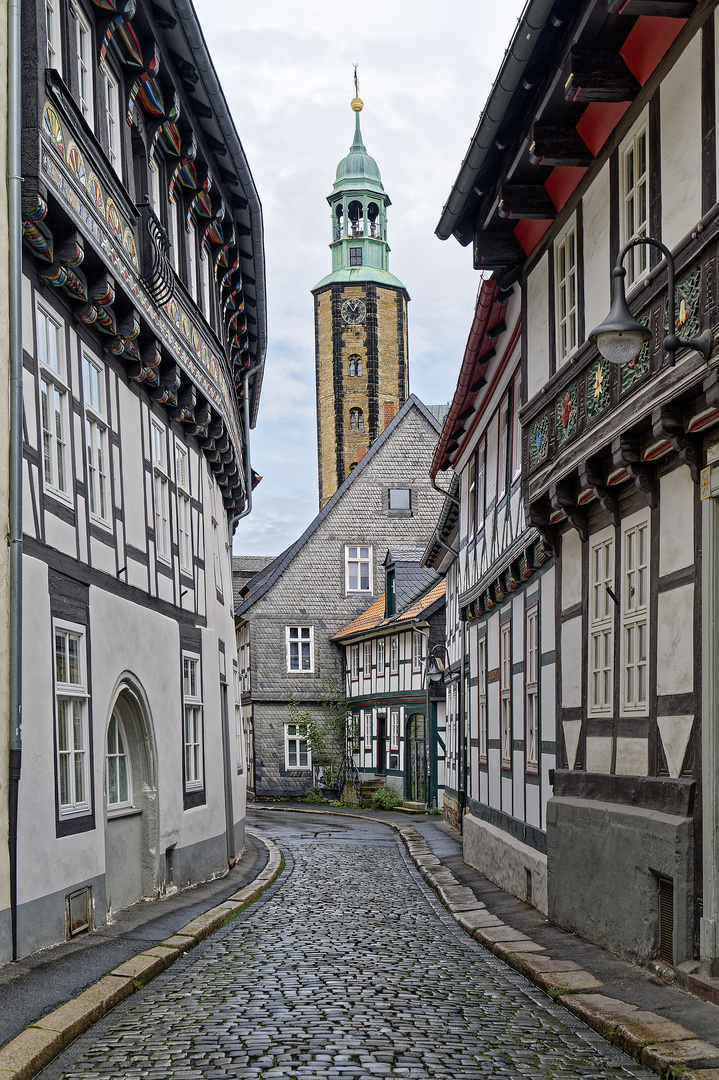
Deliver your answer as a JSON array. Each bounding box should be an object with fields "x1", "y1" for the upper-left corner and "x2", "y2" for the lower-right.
[
  {"x1": 252, "y1": 806, "x2": 718, "y2": 1080},
  {"x1": 0, "y1": 829, "x2": 283, "y2": 1080}
]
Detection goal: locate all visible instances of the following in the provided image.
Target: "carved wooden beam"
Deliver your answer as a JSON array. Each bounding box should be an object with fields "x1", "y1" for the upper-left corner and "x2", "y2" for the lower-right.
[
  {"x1": 473, "y1": 230, "x2": 525, "y2": 270},
  {"x1": 527, "y1": 500, "x2": 560, "y2": 557},
  {"x1": 608, "y1": 0, "x2": 697, "y2": 15},
  {"x1": 578, "y1": 460, "x2": 620, "y2": 527},
  {"x1": 651, "y1": 405, "x2": 703, "y2": 484},
  {"x1": 549, "y1": 479, "x2": 588, "y2": 542},
  {"x1": 529, "y1": 126, "x2": 594, "y2": 167},
  {"x1": 564, "y1": 50, "x2": 640, "y2": 104},
  {"x1": 497, "y1": 184, "x2": 557, "y2": 220},
  {"x1": 612, "y1": 435, "x2": 658, "y2": 508}
]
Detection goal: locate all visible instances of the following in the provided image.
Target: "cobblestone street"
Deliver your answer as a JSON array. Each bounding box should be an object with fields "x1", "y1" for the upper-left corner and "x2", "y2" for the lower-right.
[{"x1": 46, "y1": 812, "x2": 654, "y2": 1080}]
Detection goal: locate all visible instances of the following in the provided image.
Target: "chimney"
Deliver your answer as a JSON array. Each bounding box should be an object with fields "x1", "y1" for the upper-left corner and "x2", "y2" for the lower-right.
[
  {"x1": 382, "y1": 402, "x2": 396, "y2": 430},
  {"x1": 357, "y1": 445, "x2": 367, "y2": 462}
]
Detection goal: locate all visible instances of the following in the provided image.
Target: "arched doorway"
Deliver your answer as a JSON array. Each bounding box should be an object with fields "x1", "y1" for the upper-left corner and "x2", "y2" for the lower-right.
[
  {"x1": 104, "y1": 679, "x2": 159, "y2": 917},
  {"x1": 405, "y1": 713, "x2": 428, "y2": 804}
]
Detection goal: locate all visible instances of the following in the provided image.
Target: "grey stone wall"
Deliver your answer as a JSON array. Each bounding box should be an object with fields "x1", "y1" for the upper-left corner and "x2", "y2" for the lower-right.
[{"x1": 547, "y1": 795, "x2": 694, "y2": 967}]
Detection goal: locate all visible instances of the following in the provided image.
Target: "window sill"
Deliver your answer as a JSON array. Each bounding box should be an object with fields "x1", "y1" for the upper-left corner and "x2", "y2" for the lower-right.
[{"x1": 107, "y1": 805, "x2": 141, "y2": 819}]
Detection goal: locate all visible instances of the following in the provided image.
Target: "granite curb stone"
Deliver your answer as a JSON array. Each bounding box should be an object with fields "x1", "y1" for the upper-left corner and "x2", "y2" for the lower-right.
[{"x1": 0, "y1": 829, "x2": 282, "y2": 1080}]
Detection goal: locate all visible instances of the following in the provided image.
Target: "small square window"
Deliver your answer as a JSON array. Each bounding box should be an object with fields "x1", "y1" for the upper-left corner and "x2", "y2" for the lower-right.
[{"x1": 389, "y1": 488, "x2": 411, "y2": 510}]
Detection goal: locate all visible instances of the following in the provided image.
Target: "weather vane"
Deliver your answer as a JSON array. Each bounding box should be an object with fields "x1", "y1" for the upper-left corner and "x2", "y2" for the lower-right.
[{"x1": 353, "y1": 63, "x2": 360, "y2": 99}]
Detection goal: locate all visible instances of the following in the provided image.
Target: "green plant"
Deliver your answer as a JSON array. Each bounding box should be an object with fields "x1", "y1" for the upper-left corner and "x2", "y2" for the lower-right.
[
  {"x1": 289, "y1": 677, "x2": 353, "y2": 792},
  {"x1": 371, "y1": 783, "x2": 403, "y2": 810},
  {"x1": 303, "y1": 786, "x2": 325, "y2": 804}
]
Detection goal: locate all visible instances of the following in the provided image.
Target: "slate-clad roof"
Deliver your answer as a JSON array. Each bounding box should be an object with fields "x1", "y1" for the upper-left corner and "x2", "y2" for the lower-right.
[
  {"x1": 333, "y1": 578, "x2": 446, "y2": 642},
  {"x1": 384, "y1": 548, "x2": 440, "y2": 611},
  {"x1": 232, "y1": 555, "x2": 277, "y2": 609},
  {"x1": 233, "y1": 395, "x2": 443, "y2": 619}
]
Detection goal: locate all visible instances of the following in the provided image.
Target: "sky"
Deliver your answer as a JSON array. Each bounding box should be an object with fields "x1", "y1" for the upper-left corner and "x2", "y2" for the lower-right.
[{"x1": 194, "y1": 0, "x2": 526, "y2": 557}]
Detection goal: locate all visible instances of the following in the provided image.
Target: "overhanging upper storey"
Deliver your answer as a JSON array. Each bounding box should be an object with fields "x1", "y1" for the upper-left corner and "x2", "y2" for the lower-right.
[{"x1": 437, "y1": 0, "x2": 703, "y2": 287}]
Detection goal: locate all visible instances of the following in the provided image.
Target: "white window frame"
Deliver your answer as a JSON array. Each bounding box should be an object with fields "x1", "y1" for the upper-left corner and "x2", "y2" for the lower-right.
[
  {"x1": 212, "y1": 517, "x2": 224, "y2": 596},
  {"x1": 345, "y1": 545, "x2": 372, "y2": 593},
  {"x1": 476, "y1": 438, "x2": 486, "y2": 531},
  {"x1": 199, "y1": 241, "x2": 212, "y2": 321},
  {"x1": 621, "y1": 513, "x2": 650, "y2": 715},
  {"x1": 83, "y1": 351, "x2": 110, "y2": 525},
  {"x1": 376, "y1": 638, "x2": 385, "y2": 680},
  {"x1": 621, "y1": 118, "x2": 649, "y2": 288},
  {"x1": 148, "y1": 159, "x2": 161, "y2": 216},
  {"x1": 478, "y1": 634, "x2": 488, "y2": 765},
  {"x1": 350, "y1": 644, "x2": 359, "y2": 682},
  {"x1": 525, "y1": 605, "x2": 539, "y2": 774},
  {"x1": 589, "y1": 528, "x2": 615, "y2": 715},
  {"x1": 287, "y1": 626, "x2": 313, "y2": 673},
  {"x1": 500, "y1": 621, "x2": 512, "y2": 770},
  {"x1": 183, "y1": 652, "x2": 204, "y2": 790},
  {"x1": 496, "y1": 392, "x2": 510, "y2": 503},
  {"x1": 168, "y1": 194, "x2": 180, "y2": 272},
  {"x1": 37, "y1": 303, "x2": 70, "y2": 499},
  {"x1": 363, "y1": 641, "x2": 372, "y2": 681},
  {"x1": 103, "y1": 64, "x2": 121, "y2": 176},
  {"x1": 238, "y1": 623, "x2": 250, "y2": 694},
  {"x1": 412, "y1": 631, "x2": 422, "y2": 673},
  {"x1": 106, "y1": 713, "x2": 132, "y2": 809},
  {"x1": 363, "y1": 710, "x2": 373, "y2": 752},
  {"x1": 390, "y1": 709, "x2": 400, "y2": 751},
  {"x1": 175, "y1": 442, "x2": 192, "y2": 573},
  {"x1": 555, "y1": 217, "x2": 578, "y2": 365},
  {"x1": 511, "y1": 368, "x2": 522, "y2": 480},
  {"x1": 46, "y1": 0, "x2": 62, "y2": 73},
  {"x1": 151, "y1": 419, "x2": 170, "y2": 562},
  {"x1": 233, "y1": 661, "x2": 244, "y2": 774},
  {"x1": 390, "y1": 634, "x2": 399, "y2": 674},
  {"x1": 54, "y1": 620, "x2": 91, "y2": 818},
  {"x1": 186, "y1": 219, "x2": 198, "y2": 301},
  {"x1": 75, "y1": 5, "x2": 94, "y2": 126},
  {"x1": 285, "y1": 722, "x2": 310, "y2": 769}
]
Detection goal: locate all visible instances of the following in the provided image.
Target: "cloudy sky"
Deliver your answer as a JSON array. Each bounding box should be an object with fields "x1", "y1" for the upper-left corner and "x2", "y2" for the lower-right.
[{"x1": 194, "y1": 0, "x2": 526, "y2": 557}]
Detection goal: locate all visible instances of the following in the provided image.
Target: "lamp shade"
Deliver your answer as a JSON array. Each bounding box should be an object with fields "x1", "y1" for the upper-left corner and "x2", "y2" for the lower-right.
[
  {"x1": 426, "y1": 656, "x2": 444, "y2": 683},
  {"x1": 588, "y1": 266, "x2": 650, "y2": 365}
]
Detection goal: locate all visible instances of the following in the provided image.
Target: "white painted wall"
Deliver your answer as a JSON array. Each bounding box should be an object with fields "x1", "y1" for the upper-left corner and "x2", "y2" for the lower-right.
[
  {"x1": 661, "y1": 33, "x2": 702, "y2": 250},
  {"x1": 526, "y1": 253, "x2": 550, "y2": 400}
]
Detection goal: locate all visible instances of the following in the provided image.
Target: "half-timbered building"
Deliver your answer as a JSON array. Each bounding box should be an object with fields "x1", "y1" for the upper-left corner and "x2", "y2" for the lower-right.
[
  {"x1": 6, "y1": 0, "x2": 266, "y2": 961},
  {"x1": 423, "y1": 280, "x2": 556, "y2": 912},
  {"x1": 437, "y1": 0, "x2": 719, "y2": 979},
  {"x1": 333, "y1": 549, "x2": 446, "y2": 808}
]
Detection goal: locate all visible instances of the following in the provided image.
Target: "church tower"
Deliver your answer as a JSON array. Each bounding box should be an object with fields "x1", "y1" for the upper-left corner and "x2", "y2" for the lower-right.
[{"x1": 312, "y1": 87, "x2": 409, "y2": 509}]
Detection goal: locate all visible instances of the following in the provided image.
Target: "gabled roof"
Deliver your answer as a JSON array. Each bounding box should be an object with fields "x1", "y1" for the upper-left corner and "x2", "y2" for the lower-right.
[
  {"x1": 232, "y1": 554, "x2": 277, "y2": 608},
  {"x1": 233, "y1": 395, "x2": 442, "y2": 618},
  {"x1": 333, "y1": 578, "x2": 446, "y2": 642},
  {"x1": 384, "y1": 548, "x2": 440, "y2": 611}
]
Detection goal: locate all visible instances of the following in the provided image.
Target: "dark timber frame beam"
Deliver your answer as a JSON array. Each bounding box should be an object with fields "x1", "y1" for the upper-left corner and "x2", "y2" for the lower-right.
[
  {"x1": 564, "y1": 50, "x2": 640, "y2": 104},
  {"x1": 529, "y1": 126, "x2": 594, "y2": 167}
]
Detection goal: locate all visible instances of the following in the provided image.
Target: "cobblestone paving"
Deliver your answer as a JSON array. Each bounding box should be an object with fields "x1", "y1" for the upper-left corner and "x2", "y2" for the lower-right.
[{"x1": 58, "y1": 824, "x2": 653, "y2": 1079}]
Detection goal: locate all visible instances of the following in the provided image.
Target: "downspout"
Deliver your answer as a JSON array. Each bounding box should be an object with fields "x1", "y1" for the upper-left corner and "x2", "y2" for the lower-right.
[
  {"x1": 8, "y1": 0, "x2": 23, "y2": 961},
  {"x1": 459, "y1": 620, "x2": 466, "y2": 834},
  {"x1": 434, "y1": 529, "x2": 457, "y2": 557},
  {"x1": 431, "y1": 476, "x2": 459, "y2": 507},
  {"x1": 414, "y1": 623, "x2": 432, "y2": 807}
]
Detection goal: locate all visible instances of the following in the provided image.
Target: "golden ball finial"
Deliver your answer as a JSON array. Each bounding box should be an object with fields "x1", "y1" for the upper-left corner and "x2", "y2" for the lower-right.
[{"x1": 351, "y1": 97, "x2": 364, "y2": 112}]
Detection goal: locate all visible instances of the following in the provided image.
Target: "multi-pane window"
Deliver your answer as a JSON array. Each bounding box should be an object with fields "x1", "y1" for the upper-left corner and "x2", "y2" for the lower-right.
[
  {"x1": 467, "y1": 453, "x2": 477, "y2": 536},
  {"x1": 348, "y1": 713, "x2": 360, "y2": 754},
  {"x1": 350, "y1": 247, "x2": 362, "y2": 266},
  {"x1": 350, "y1": 644, "x2": 359, "y2": 681},
  {"x1": 476, "y1": 439, "x2": 486, "y2": 528},
  {"x1": 75, "y1": 7, "x2": 94, "y2": 125},
  {"x1": 151, "y1": 420, "x2": 170, "y2": 561},
  {"x1": 55, "y1": 624, "x2": 90, "y2": 817},
  {"x1": 238, "y1": 623, "x2": 250, "y2": 693},
  {"x1": 346, "y1": 545, "x2": 372, "y2": 592},
  {"x1": 412, "y1": 632, "x2": 422, "y2": 672},
  {"x1": 234, "y1": 662, "x2": 244, "y2": 773},
  {"x1": 148, "y1": 160, "x2": 161, "y2": 216},
  {"x1": 589, "y1": 532, "x2": 615, "y2": 714},
  {"x1": 106, "y1": 714, "x2": 131, "y2": 808},
  {"x1": 348, "y1": 354, "x2": 363, "y2": 377},
  {"x1": 199, "y1": 244, "x2": 212, "y2": 321},
  {"x1": 168, "y1": 196, "x2": 180, "y2": 271},
  {"x1": 376, "y1": 638, "x2": 385, "y2": 678},
  {"x1": 46, "y1": 0, "x2": 62, "y2": 72},
  {"x1": 363, "y1": 641, "x2": 372, "y2": 680},
  {"x1": 556, "y1": 223, "x2": 577, "y2": 363},
  {"x1": 287, "y1": 626, "x2": 313, "y2": 672},
  {"x1": 363, "y1": 710, "x2": 373, "y2": 750},
  {"x1": 212, "y1": 517, "x2": 224, "y2": 596},
  {"x1": 478, "y1": 634, "x2": 488, "y2": 764},
  {"x1": 390, "y1": 709, "x2": 400, "y2": 751},
  {"x1": 622, "y1": 125, "x2": 648, "y2": 286},
  {"x1": 285, "y1": 723, "x2": 309, "y2": 769},
  {"x1": 622, "y1": 517, "x2": 649, "y2": 713},
  {"x1": 183, "y1": 654, "x2": 203, "y2": 790},
  {"x1": 390, "y1": 635, "x2": 399, "y2": 674},
  {"x1": 525, "y1": 606, "x2": 539, "y2": 773},
  {"x1": 103, "y1": 66, "x2": 121, "y2": 175},
  {"x1": 349, "y1": 407, "x2": 364, "y2": 431},
  {"x1": 83, "y1": 353, "x2": 109, "y2": 523},
  {"x1": 186, "y1": 221, "x2": 198, "y2": 301},
  {"x1": 500, "y1": 621, "x2": 512, "y2": 770},
  {"x1": 38, "y1": 306, "x2": 68, "y2": 497},
  {"x1": 511, "y1": 369, "x2": 522, "y2": 479},
  {"x1": 497, "y1": 393, "x2": 509, "y2": 503},
  {"x1": 175, "y1": 444, "x2": 192, "y2": 572}
]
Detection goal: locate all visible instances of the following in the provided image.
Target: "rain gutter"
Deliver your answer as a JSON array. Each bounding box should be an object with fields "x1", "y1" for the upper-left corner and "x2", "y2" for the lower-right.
[{"x1": 436, "y1": 0, "x2": 557, "y2": 243}]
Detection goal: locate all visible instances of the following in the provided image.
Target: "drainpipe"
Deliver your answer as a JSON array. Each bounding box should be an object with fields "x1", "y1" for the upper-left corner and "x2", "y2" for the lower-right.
[
  {"x1": 414, "y1": 623, "x2": 432, "y2": 807},
  {"x1": 458, "y1": 620, "x2": 467, "y2": 834},
  {"x1": 8, "y1": 0, "x2": 23, "y2": 961},
  {"x1": 431, "y1": 476, "x2": 459, "y2": 507},
  {"x1": 230, "y1": 359, "x2": 264, "y2": 532}
]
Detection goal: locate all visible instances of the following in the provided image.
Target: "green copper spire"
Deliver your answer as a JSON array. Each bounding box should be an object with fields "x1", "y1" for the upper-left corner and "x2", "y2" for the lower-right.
[{"x1": 312, "y1": 77, "x2": 407, "y2": 294}]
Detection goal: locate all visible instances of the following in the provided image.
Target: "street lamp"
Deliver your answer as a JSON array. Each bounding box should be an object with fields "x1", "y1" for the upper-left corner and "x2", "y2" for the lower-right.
[
  {"x1": 426, "y1": 647, "x2": 447, "y2": 684},
  {"x1": 588, "y1": 236, "x2": 713, "y2": 366}
]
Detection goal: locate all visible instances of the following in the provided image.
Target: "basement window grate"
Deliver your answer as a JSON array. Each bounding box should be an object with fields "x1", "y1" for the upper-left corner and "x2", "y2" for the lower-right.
[
  {"x1": 66, "y1": 887, "x2": 91, "y2": 938},
  {"x1": 658, "y1": 876, "x2": 674, "y2": 964}
]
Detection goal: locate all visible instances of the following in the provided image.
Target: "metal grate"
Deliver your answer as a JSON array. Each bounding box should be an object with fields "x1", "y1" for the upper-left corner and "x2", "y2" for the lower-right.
[
  {"x1": 658, "y1": 876, "x2": 674, "y2": 964},
  {"x1": 66, "y1": 887, "x2": 91, "y2": 938}
]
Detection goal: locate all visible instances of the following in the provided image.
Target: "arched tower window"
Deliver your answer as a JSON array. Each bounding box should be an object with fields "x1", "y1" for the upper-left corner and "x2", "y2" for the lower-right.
[
  {"x1": 368, "y1": 202, "x2": 380, "y2": 238},
  {"x1": 335, "y1": 203, "x2": 344, "y2": 241},
  {"x1": 348, "y1": 354, "x2": 362, "y2": 377},
  {"x1": 350, "y1": 408, "x2": 364, "y2": 431},
  {"x1": 348, "y1": 200, "x2": 364, "y2": 237}
]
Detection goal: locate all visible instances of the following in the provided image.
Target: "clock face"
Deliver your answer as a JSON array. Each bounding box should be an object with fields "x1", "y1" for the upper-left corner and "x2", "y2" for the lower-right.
[{"x1": 341, "y1": 298, "x2": 366, "y2": 325}]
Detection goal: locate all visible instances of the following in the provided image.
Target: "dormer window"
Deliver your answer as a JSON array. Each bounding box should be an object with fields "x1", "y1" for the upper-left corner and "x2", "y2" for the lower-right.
[{"x1": 386, "y1": 569, "x2": 396, "y2": 616}]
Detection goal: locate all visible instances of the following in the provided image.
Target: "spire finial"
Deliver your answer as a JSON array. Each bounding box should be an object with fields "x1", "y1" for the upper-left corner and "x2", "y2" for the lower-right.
[{"x1": 351, "y1": 63, "x2": 363, "y2": 112}]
